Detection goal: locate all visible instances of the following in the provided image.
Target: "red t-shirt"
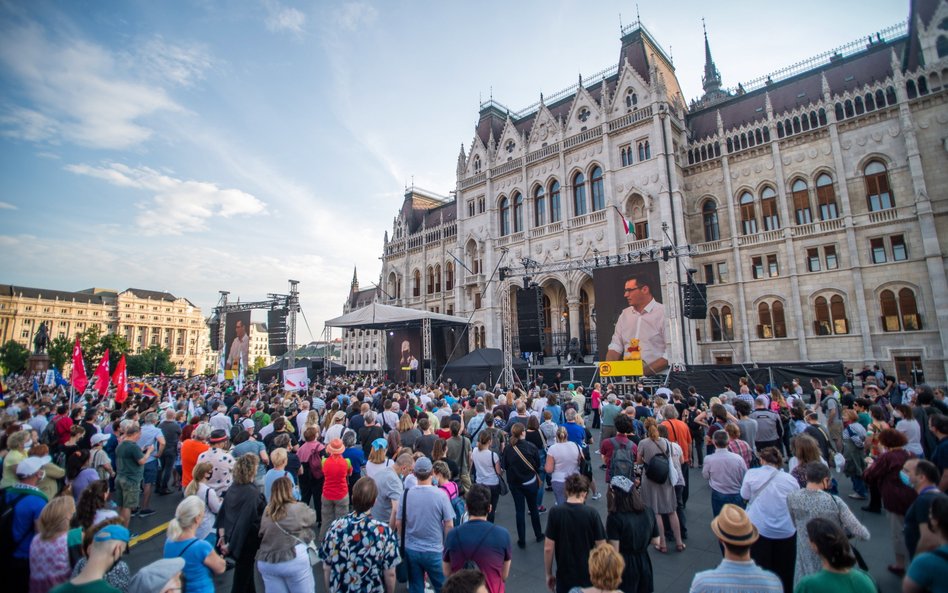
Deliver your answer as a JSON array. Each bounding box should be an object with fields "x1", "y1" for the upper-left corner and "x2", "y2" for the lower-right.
[{"x1": 322, "y1": 455, "x2": 352, "y2": 500}]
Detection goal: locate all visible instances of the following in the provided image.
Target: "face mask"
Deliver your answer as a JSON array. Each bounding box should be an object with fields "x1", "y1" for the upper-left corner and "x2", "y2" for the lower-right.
[
  {"x1": 432, "y1": 478, "x2": 439, "y2": 486},
  {"x1": 893, "y1": 413, "x2": 903, "y2": 420},
  {"x1": 23, "y1": 440, "x2": 33, "y2": 450},
  {"x1": 899, "y1": 471, "x2": 913, "y2": 488}
]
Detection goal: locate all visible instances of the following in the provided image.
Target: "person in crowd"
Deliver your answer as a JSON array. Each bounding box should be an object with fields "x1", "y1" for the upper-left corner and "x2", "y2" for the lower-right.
[
  {"x1": 740, "y1": 446, "x2": 799, "y2": 593},
  {"x1": 442, "y1": 569, "x2": 488, "y2": 593},
  {"x1": 635, "y1": 417, "x2": 683, "y2": 553},
  {"x1": 29, "y1": 495, "x2": 76, "y2": 593},
  {"x1": 196, "y1": 429, "x2": 235, "y2": 497},
  {"x1": 183, "y1": 462, "x2": 222, "y2": 545},
  {"x1": 371, "y1": 453, "x2": 412, "y2": 526},
  {"x1": 216, "y1": 454, "x2": 265, "y2": 593},
  {"x1": 66, "y1": 449, "x2": 99, "y2": 503},
  {"x1": 794, "y1": 518, "x2": 877, "y2": 593},
  {"x1": 366, "y1": 437, "x2": 395, "y2": 479},
  {"x1": 443, "y1": 484, "x2": 512, "y2": 593},
  {"x1": 788, "y1": 434, "x2": 827, "y2": 488},
  {"x1": 930, "y1": 414, "x2": 948, "y2": 491},
  {"x1": 590, "y1": 383, "x2": 602, "y2": 430},
  {"x1": 472, "y1": 430, "x2": 502, "y2": 522},
  {"x1": 89, "y1": 432, "x2": 114, "y2": 482},
  {"x1": 256, "y1": 476, "x2": 317, "y2": 593},
  {"x1": 702, "y1": 430, "x2": 747, "y2": 518},
  {"x1": 263, "y1": 447, "x2": 296, "y2": 503},
  {"x1": 786, "y1": 462, "x2": 870, "y2": 586},
  {"x1": 398, "y1": 413, "x2": 422, "y2": 451},
  {"x1": 115, "y1": 420, "x2": 153, "y2": 524},
  {"x1": 181, "y1": 423, "x2": 211, "y2": 490},
  {"x1": 501, "y1": 423, "x2": 543, "y2": 547},
  {"x1": 31, "y1": 444, "x2": 66, "y2": 499},
  {"x1": 396, "y1": 456, "x2": 455, "y2": 593},
  {"x1": 5, "y1": 455, "x2": 50, "y2": 592},
  {"x1": 320, "y1": 476, "x2": 400, "y2": 593},
  {"x1": 724, "y1": 424, "x2": 753, "y2": 469},
  {"x1": 163, "y1": 495, "x2": 226, "y2": 593},
  {"x1": 569, "y1": 543, "x2": 625, "y2": 593},
  {"x1": 903, "y1": 494, "x2": 948, "y2": 593},
  {"x1": 544, "y1": 474, "x2": 606, "y2": 593},
  {"x1": 343, "y1": 428, "x2": 366, "y2": 491},
  {"x1": 52, "y1": 523, "x2": 131, "y2": 593},
  {"x1": 1, "y1": 429, "x2": 31, "y2": 488},
  {"x1": 893, "y1": 403, "x2": 925, "y2": 458},
  {"x1": 749, "y1": 396, "x2": 782, "y2": 452},
  {"x1": 136, "y1": 412, "x2": 165, "y2": 516},
  {"x1": 861, "y1": 403, "x2": 891, "y2": 512},
  {"x1": 688, "y1": 504, "x2": 782, "y2": 593},
  {"x1": 73, "y1": 479, "x2": 118, "y2": 531},
  {"x1": 901, "y1": 458, "x2": 946, "y2": 559},
  {"x1": 605, "y1": 476, "x2": 657, "y2": 593},
  {"x1": 660, "y1": 404, "x2": 692, "y2": 510},
  {"x1": 158, "y1": 408, "x2": 182, "y2": 495},
  {"x1": 320, "y1": 437, "x2": 352, "y2": 539},
  {"x1": 545, "y1": 426, "x2": 580, "y2": 507},
  {"x1": 127, "y1": 558, "x2": 185, "y2": 593},
  {"x1": 295, "y1": 426, "x2": 324, "y2": 519},
  {"x1": 863, "y1": 428, "x2": 917, "y2": 576},
  {"x1": 230, "y1": 429, "x2": 268, "y2": 489},
  {"x1": 841, "y1": 409, "x2": 869, "y2": 499},
  {"x1": 446, "y1": 420, "x2": 472, "y2": 492}
]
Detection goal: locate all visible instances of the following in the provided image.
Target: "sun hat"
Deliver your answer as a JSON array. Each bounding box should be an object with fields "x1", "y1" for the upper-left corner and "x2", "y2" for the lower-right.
[
  {"x1": 209, "y1": 429, "x2": 229, "y2": 443},
  {"x1": 327, "y1": 438, "x2": 345, "y2": 455},
  {"x1": 333, "y1": 410, "x2": 346, "y2": 422},
  {"x1": 128, "y1": 558, "x2": 185, "y2": 593},
  {"x1": 16, "y1": 456, "x2": 50, "y2": 477},
  {"x1": 90, "y1": 433, "x2": 110, "y2": 446},
  {"x1": 710, "y1": 503, "x2": 759, "y2": 546}
]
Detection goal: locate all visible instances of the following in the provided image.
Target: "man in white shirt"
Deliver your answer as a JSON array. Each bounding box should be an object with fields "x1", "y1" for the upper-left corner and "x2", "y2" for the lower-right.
[
  {"x1": 226, "y1": 319, "x2": 250, "y2": 372},
  {"x1": 209, "y1": 403, "x2": 232, "y2": 433},
  {"x1": 606, "y1": 274, "x2": 668, "y2": 375}
]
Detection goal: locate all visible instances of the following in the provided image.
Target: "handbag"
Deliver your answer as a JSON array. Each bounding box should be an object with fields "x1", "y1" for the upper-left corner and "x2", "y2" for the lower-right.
[
  {"x1": 272, "y1": 515, "x2": 319, "y2": 566},
  {"x1": 492, "y1": 452, "x2": 509, "y2": 495},
  {"x1": 574, "y1": 443, "x2": 591, "y2": 477}
]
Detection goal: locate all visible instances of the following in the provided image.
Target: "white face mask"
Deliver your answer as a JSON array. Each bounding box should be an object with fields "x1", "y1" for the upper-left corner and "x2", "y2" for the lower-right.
[{"x1": 23, "y1": 440, "x2": 33, "y2": 450}]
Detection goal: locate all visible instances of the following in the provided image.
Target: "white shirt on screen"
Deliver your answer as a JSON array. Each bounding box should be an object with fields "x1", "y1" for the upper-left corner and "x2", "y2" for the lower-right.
[{"x1": 607, "y1": 298, "x2": 668, "y2": 364}]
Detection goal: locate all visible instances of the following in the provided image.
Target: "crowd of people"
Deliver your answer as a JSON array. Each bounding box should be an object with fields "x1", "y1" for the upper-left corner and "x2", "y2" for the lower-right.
[{"x1": 1, "y1": 368, "x2": 947, "y2": 593}]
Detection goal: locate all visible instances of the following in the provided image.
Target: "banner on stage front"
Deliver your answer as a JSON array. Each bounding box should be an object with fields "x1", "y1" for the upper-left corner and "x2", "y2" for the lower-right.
[
  {"x1": 283, "y1": 367, "x2": 307, "y2": 392},
  {"x1": 598, "y1": 360, "x2": 644, "y2": 377}
]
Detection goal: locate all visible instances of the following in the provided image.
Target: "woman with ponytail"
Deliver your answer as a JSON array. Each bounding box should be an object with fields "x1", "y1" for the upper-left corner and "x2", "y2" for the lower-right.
[
  {"x1": 794, "y1": 518, "x2": 877, "y2": 592},
  {"x1": 163, "y1": 495, "x2": 227, "y2": 593}
]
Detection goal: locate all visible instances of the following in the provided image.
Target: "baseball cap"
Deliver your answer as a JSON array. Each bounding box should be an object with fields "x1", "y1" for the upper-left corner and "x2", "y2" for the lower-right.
[
  {"x1": 90, "y1": 433, "x2": 110, "y2": 446},
  {"x1": 413, "y1": 457, "x2": 433, "y2": 474},
  {"x1": 94, "y1": 524, "x2": 131, "y2": 543},
  {"x1": 16, "y1": 456, "x2": 50, "y2": 477}
]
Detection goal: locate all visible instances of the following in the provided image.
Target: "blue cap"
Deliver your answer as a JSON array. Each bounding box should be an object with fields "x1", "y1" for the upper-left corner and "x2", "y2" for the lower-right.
[
  {"x1": 371, "y1": 437, "x2": 388, "y2": 451},
  {"x1": 94, "y1": 524, "x2": 130, "y2": 543}
]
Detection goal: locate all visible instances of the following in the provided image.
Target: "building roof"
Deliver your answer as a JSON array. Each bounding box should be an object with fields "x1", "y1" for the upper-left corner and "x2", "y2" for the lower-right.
[
  {"x1": 0, "y1": 284, "x2": 113, "y2": 305},
  {"x1": 399, "y1": 187, "x2": 455, "y2": 235},
  {"x1": 348, "y1": 286, "x2": 377, "y2": 310}
]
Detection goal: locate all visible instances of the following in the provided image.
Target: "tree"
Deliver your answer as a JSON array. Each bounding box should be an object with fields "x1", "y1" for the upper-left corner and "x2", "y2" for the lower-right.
[
  {"x1": 99, "y1": 333, "x2": 130, "y2": 370},
  {"x1": 47, "y1": 336, "x2": 72, "y2": 371},
  {"x1": 251, "y1": 356, "x2": 267, "y2": 374},
  {"x1": 0, "y1": 340, "x2": 31, "y2": 375},
  {"x1": 77, "y1": 326, "x2": 104, "y2": 371},
  {"x1": 126, "y1": 345, "x2": 176, "y2": 377}
]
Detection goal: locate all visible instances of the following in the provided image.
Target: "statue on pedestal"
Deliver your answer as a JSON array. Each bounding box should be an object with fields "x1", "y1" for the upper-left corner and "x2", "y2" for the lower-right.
[{"x1": 33, "y1": 322, "x2": 50, "y2": 354}]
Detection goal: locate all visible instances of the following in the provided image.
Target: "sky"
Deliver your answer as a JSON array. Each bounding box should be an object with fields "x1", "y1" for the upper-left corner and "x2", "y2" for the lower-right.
[{"x1": 0, "y1": 0, "x2": 907, "y2": 343}]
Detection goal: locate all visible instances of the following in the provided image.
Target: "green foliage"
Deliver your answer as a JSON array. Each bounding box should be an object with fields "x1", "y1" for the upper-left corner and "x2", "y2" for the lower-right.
[
  {"x1": 47, "y1": 336, "x2": 72, "y2": 371},
  {"x1": 251, "y1": 356, "x2": 267, "y2": 374},
  {"x1": 99, "y1": 333, "x2": 130, "y2": 369},
  {"x1": 126, "y1": 345, "x2": 176, "y2": 376},
  {"x1": 0, "y1": 340, "x2": 31, "y2": 375}
]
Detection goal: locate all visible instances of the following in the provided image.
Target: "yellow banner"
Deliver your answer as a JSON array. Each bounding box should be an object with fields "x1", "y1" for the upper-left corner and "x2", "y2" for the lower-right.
[{"x1": 598, "y1": 360, "x2": 643, "y2": 377}]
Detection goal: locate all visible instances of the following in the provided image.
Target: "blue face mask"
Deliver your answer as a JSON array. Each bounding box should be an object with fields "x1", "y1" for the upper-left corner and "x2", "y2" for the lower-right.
[{"x1": 899, "y1": 470, "x2": 913, "y2": 488}]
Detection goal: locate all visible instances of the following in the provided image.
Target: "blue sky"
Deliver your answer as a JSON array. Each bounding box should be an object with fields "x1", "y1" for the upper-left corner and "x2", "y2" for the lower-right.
[{"x1": 0, "y1": 0, "x2": 906, "y2": 342}]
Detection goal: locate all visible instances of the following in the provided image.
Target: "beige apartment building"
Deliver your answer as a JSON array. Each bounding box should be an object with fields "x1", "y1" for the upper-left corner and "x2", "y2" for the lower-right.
[{"x1": 0, "y1": 284, "x2": 208, "y2": 375}]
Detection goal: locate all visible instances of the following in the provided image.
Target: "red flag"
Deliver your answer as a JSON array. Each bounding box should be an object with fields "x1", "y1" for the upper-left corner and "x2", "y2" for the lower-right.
[
  {"x1": 71, "y1": 337, "x2": 89, "y2": 393},
  {"x1": 112, "y1": 355, "x2": 128, "y2": 403},
  {"x1": 92, "y1": 349, "x2": 111, "y2": 396}
]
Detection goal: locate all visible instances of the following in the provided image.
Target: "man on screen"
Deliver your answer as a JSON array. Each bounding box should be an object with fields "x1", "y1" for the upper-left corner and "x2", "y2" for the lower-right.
[
  {"x1": 226, "y1": 319, "x2": 250, "y2": 372},
  {"x1": 605, "y1": 274, "x2": 668, "y2": 375}
]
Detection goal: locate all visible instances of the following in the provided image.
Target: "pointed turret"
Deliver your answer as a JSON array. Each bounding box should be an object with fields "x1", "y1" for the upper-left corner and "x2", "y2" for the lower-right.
[
  {"x1": 351, "y1": 266, "x2": 359, "y2": 291},
  {"x1": 701, "y1": 19, "x2": 724, "y2": 99},
  {"x1": 456, "y1": 143, "x2": 467, "y2": 177}
]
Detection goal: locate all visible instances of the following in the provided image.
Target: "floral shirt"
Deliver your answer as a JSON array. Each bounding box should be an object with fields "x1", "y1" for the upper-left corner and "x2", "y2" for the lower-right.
[{"x1": 318, "y1": 511, "x2": 400, "y2": 593}]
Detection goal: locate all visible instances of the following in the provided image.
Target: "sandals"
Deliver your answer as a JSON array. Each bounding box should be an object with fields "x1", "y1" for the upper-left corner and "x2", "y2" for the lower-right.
[
  {"x1": 654, "y1": 543, "x2": 667, "y2": 553},
  {"x1": 676, "y1": 543, "x2": 687, "y2": 552}
]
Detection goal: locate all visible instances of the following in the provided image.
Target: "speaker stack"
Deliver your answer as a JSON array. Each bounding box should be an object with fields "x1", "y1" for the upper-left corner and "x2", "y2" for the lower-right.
[
  {"x1": 209, "y1": 319, "x2": 220, "y2": 351},
  {"x1": 682, "y1": 283, "x2": 708, "y2": 320},
  {"x1": 268, "y1": 308, "x2": 289, "y2": 356},
  {"x1": 516, "y1": 286, "x2": 545, "y2": 352}
]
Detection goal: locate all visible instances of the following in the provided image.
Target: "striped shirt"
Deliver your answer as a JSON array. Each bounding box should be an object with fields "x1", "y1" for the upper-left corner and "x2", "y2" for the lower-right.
[{"x1": 689, "y1": 559, "x2": 782, "y2": 593}]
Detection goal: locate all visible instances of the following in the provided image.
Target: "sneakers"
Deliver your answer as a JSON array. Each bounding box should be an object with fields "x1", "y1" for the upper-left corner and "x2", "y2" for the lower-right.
[
  {"x1": 594, "y1": 449, "x2": 600, "y2": 455},
  {"x1": 137, "y1": 509, "x2": 157, "y2": 518},
  {"x1": 591, "y1": 493, "x2": 602, "y2": 500},
  {"x1": 848, "y1": 493, "x2": 867, "y2": 500},
  {"x1": 538, "y1": 505, "x2": 547, "y2": 514}
]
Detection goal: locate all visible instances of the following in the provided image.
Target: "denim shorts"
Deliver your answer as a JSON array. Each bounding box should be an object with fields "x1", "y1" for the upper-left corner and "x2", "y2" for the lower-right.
[{"x1": 142, "y1": 460, "x2": 159, "y2": 485}]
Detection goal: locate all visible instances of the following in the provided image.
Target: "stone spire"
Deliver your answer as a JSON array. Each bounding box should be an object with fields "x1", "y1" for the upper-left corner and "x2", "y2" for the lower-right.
[
  {"x1": 701, "y1": 19, "x2": 723, "y2": 97},
  {"x1": 351, "y1": 266, "x2": 359, "y2": 291}
]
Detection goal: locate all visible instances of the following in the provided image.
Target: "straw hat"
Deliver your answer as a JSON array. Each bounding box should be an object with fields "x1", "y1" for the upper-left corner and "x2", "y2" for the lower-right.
[
  {"x1": 327, "y1": 438, "x2": 345, "y2": 455},
  {"x1": 710, "y1": 504, "x2": 759, "y2": 546}
]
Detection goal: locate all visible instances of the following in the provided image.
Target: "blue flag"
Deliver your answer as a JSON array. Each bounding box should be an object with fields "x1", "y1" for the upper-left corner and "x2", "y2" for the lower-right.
[
  {"x1": 32, "y1": 378, "x2": 39, "y2": 393},
  {"x1": 54, "y1": 368, "x2": 70, "y2": 387}
]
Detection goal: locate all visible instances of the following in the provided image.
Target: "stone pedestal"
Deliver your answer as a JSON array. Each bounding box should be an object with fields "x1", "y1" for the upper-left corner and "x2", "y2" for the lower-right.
[{"x1": 28, "y1": 354, "x2": 50, "y2": 374}]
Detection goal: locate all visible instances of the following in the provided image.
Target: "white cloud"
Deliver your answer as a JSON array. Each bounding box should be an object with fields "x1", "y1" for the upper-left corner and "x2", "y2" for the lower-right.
[
  {"x1": 0, "y1": 20, "x2": 181, "y2": 149},
  {"x1": 131, "y1": 36, "x2": 213, "y2": 87},
  {"x1": 263, "y1": 0, "x2": 306, "y2": 36},
  {"x1": 66, "y1": 162, "x2": 266, "y2": 235},
  {"x1": 0, "y1": 201, "x2": 17, "y2": 210},
  {"x1": 332, "y1": 1, "x2": 377, "y2": 32}
]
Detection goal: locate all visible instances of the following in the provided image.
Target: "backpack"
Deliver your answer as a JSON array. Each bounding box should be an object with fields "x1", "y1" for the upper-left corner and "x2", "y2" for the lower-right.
[
  {"x1": 0, "y1": 491, "x2": 30, "y2": 559},
  {"x1": 644, "y1": 440, "x2": 671, "y2": 483},
  {"x1": 307, "y1": 443, "x2": 326, "y2": 480},
  {"x1": 40, "y1": 417, "x2": 60, "y2": 447},
  {"x1": 439, "y1": 482, "x2": 467, "y2": 526},
  {"x1": 608, "y1": 438, "x2": 635, "y2": 480},
  {"x1": 487, "y1": 428, "x2": 506, "y2": 458}
]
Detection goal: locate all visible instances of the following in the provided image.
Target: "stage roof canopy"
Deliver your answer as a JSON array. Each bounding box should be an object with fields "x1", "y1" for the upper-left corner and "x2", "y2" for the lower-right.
[{"x1": 325, "y1": 302, "x2": 469, "y2": 331}]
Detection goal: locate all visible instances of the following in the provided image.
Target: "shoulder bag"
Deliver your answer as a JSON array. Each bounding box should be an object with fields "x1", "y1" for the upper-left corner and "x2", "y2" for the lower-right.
[
  {"x1": 272, "y1": 512, "x2": 319, "y2": 566},
  {"x1": 492, "y1": 452, "x2": 509, "y2": 496},
  {"x1": 511, "y1": 443, "x2": 539, "y2": 486}
]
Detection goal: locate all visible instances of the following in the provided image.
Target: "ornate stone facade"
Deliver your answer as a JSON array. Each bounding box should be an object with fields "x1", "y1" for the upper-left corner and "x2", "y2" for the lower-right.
[{"x1": 364, "y1": 1, "x2": 948, "y2": 383}]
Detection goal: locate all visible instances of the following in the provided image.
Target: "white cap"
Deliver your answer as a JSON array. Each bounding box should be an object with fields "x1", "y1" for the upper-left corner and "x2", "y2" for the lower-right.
[
  {"x1": 16, "y1": 455, "x2": 50, "y2": 477},
  {"x1": 90, "y1": 433, "x2": 110, "y2": 446}
]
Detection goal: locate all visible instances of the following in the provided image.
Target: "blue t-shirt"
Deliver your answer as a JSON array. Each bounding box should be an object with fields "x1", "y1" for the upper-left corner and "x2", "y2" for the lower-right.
[
  {"x1": 932, "y1": 437, "x2": 948, "y2": 473},
  {"x1": 164, "y1": 537, "x2": 214, "y2": 593},
  {"x1": 7, "y1": 489, "x2": 46, "y2": 558},
  {"x1": 343, "y1": 447, "x2": 366, "y2": 477},
  {"x1": 137, "y1": 423, "x2": 163, "y2": 462},
  {"x1": 907, "y1": 544, "x2": 948, "y2": 593},
  {"x1": 232, "y1": 440, "x2": 266, "y2": 478},
  {"x1": 263, "y1": 469, "x2": 297, "y2": 502},
  {"x1": 444, "y1": 520, "x2": 511, "y2": 593},
  {"x1": 565, "y1": 423, "x2": 585, "y2": 446},
  {"x1": 544, "y1": 405, "x2": 564, "y2": 426}
]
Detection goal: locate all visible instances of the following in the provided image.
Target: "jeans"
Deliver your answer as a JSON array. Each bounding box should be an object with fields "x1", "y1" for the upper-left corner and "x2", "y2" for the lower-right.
[
  {"x1": 319, "y1": 496, "x2": 349, "y2": 539},
  {"x1": 674, "y1": 483, "x2": 687, "y2": 537},
  {"x1": 158, "y1": 450, "x2": 176, "y2": 491},
  {"x1": 710, "y1": 489, "x2": 744, "y2": 518},
  {"x1": 405, "y1": 548, "x2": 445, "y2": 593},
  {"x1": 256, "y1": 544, "x2": 314, "y2": 593},
  {"x1": 551, "y1": 480, "x2": 566, "y2": 506},
  {"x1": 510, "y1": 481, "x2": 543, "y2": 543},
  {"x1": 691, "y1": 430, "x2": 705, "y2": 465},
  {"x1": 851, "y1": 476, "x2": 868, "y2": 497}
]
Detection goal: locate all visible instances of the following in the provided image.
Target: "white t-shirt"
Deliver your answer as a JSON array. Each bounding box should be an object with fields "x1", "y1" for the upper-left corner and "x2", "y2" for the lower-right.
[
  {"x1": 365, "y1": 459, "x2": 394, "y2": 480},
  {"x1": 547, "y1": 442, "x2": 581, "y2": 482},
  {"x1": 472, "y1": 448, "x2": 500, "y2": 486}
]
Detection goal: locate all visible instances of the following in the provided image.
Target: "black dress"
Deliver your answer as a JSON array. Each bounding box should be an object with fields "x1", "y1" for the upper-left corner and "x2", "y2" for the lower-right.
[
  {"x1": 606, "y1": 509, "x2": 658, "y2": 593},
  {"x1": 216, "y1": 482, "x2": 265, "y2": 593}
]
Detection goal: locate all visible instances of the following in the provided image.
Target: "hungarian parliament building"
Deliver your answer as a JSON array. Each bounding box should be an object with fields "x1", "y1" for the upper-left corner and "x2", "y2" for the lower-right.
[{"x1": 341, "y1": 0, "x2": 948, "y2": 384}]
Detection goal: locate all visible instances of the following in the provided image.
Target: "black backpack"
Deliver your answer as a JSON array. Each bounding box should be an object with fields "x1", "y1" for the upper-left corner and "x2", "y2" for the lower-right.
[
  {"x1": 644, "y1": 440, "x2": 671, "y2": 483},
  {"x1": 40, "y1": 417, "x2": 59, "y2": 447}
]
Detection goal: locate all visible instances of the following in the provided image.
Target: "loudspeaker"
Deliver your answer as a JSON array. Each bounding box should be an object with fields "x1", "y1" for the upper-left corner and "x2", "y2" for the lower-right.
[
  {"x1": 516, "y1": 287, "x2": 545, "y2": 352},
  {"x1": 209, "y1": 320, "x2": 220, "y2": 351},
  {"x1": 268, "y1": 308, "x2": 288, "y2": 356},
  {"x1": 682, "y1": 283, "x2": 708, "y2": 319}
]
